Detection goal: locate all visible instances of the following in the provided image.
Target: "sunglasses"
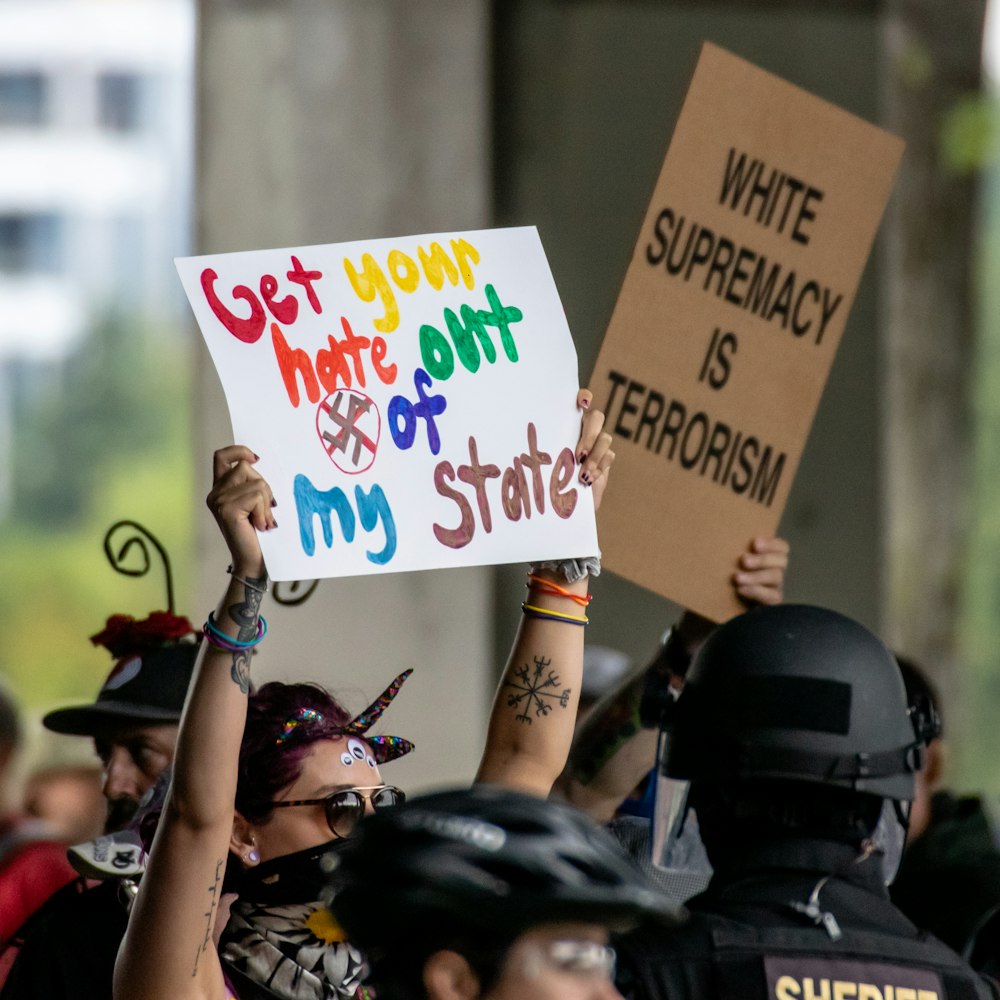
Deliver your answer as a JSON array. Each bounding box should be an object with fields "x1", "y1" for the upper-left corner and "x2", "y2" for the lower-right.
[{"x1": 268, "y1": 784, "x2": 405, "y2": 839}]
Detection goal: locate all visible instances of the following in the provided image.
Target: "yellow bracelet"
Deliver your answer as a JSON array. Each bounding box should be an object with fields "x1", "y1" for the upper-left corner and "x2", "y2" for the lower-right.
[{"x1": 521, "y1": 603, "x2": 589, "y2": 625}]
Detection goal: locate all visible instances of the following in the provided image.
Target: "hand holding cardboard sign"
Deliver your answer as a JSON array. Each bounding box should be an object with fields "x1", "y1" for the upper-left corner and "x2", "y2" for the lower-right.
[
  {"x1": 675, "y1": 535, "x2": 790, "y2": 656},
  {"x1": 732, "y1": 535, "x2": 789, "y2": 606}
]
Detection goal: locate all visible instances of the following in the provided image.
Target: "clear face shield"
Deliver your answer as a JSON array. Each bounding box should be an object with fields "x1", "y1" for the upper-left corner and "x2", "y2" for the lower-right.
[
  {"x1": 650, "y1": 728, "x2": 714, "y2": 887},
  {"x1": 869, "y1": 798, "x2": 909, "y2": 886},
  {"x1": 652, "y1": 775, "x2": 908, "y2": 885}
]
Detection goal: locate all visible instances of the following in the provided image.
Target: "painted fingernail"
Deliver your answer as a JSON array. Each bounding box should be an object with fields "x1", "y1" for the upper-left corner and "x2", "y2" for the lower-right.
[
  {"x1": 581, "y1": 398, "x2": 590, "y2": 409},
  {"x1": 271, "y1": 499, "x2": 277, "y2": 507},
  {"x1": 581, "y1": 471, "x2": 592, "y2": 485},
  {"x1": 578, "y1": 451, "x2": 588, "y2": 464},
  {"x1": 253, "y1": 452, "x2": 260, "y2": 461}
]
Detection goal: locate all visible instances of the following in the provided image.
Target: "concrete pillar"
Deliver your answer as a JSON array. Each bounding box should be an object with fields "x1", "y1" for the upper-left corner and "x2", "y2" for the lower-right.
[
  {"x1": 492, "y1": 1, "x2": 885, "y2": 664},
  {"x1": 880, "y1": 0, "x2": 987, "y2": 741},
  {"x1": 193, "y1": 0, "x2": 492, "y2": 790}
]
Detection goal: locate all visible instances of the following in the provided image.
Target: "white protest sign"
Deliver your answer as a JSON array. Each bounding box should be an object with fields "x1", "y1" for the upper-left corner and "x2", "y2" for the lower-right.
[{"x1": 176, "y1": 227, "x2": 597, "y2": 581}]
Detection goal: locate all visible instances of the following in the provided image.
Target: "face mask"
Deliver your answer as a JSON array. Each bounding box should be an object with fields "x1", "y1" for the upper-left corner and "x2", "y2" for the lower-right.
[{"x1": 238, "y1": 838, "x2": 349, "y2": 905}]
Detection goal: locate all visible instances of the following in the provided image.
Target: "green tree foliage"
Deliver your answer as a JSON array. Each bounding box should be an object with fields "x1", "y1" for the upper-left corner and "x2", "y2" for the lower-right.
[
  {"x1": 11, "y1": 311, "x2": 170, "y2": 525},
  {"x1": 0, "y1": 317, "x2": 193, "y2": 713}
]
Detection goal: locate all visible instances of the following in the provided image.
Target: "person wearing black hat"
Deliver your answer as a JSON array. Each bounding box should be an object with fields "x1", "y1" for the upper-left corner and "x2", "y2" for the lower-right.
[
  {"x1": 326, "y1": 785, "x2": 678, "y2": 1000},
  {"x1": 614, "y1": 604, "x2": 1000, "y2": 1000},
  {"x1": 43, "y1": 611, "x2": 199, "y2": 832},
  {"x1": 0, "y1": 612, "x2": 199, "y2": 1000}
]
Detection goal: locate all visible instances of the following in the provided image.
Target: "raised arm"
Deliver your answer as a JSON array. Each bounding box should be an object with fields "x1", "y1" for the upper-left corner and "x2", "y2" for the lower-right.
[
  {"x1": 555, "y1": 536, "x2": 789, "y2": 822},
  {"x1": 475, "y1": 392, "x2": 613, "y2": 795},
  {"x1": 114, "y1": 446, "x2": 275, "y2": 1000}
]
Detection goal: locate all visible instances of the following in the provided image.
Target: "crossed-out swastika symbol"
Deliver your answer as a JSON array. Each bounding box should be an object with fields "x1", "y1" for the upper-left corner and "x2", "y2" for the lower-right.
[{"x1": 316, "y1": 389, "x2": 381, "y2": 474}]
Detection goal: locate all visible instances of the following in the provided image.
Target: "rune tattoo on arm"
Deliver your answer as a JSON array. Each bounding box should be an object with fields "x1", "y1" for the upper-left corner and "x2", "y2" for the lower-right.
[
  {"x1": 227, "y1": 576, "x2": 266, "y2": 694},
  {"x1": 504, "y1": 655, "x2": 572, "y2": 725}
]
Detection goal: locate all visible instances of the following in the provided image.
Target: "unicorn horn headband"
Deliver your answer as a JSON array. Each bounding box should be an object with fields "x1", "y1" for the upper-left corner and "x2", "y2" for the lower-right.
[
  {"x1": 341, "y1": 668, "x2": 414, "y2": 763},
  {"x1": 277, "y1": 669, "x2": 415, "y2": 763}
]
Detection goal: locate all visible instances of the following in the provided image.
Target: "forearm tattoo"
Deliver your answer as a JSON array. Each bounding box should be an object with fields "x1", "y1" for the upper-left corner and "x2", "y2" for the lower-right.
[
  {"x1": 227, "y1": 576, "x2": 266, "y2": 694},
  {"x1": 504, "y1": 655, "x2": 572, "y2": 724},
  {"x1": 570, "y1": 676, "x2": 643, "y2": 786},
  {"x1": 192, "y1": 857, "x2": 224, "y2": 977}
]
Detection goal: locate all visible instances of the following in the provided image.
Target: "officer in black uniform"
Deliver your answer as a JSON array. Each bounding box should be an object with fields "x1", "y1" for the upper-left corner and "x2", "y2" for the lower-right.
[{"x1": 616, "y1": 604, "x2": 1000, "y2": 1000}]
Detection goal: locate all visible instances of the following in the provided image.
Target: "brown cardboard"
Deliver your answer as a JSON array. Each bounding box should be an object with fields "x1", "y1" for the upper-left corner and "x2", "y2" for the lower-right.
[{"x1": 591, "y1": 42, "x2": 903, "y2": 621}]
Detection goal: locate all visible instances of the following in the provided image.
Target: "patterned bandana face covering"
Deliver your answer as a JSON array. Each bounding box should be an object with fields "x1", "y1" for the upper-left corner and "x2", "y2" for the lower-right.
[
  {"x1": 222, "y1": 840, "x2": 367, "y2": 999},
  {"x1": 221, "y1": 899, "x2": 367, "y2": 1000}
]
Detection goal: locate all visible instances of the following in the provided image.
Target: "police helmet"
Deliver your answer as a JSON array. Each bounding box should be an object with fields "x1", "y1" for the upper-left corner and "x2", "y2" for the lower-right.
[
  {"x1": 326, "y1": 784, "x2": 677, "y2": 953},
  {"x1": 667, "y1": 605, "x2": 923, "y2": 802}
]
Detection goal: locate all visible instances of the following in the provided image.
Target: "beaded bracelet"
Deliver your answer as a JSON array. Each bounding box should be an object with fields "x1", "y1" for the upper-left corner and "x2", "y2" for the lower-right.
[
  {"x1": 521, "y1": 602, "x2": 589, "y2": 626},
  {"x1": 203, "y1": 611, "x2": 268, "y2": 651},
  {"x1": 526, "y1": 573, "x2": 592, "y2": 608},
  {"x1": 227, "y1": 565, "x2": 268, "y2": 595}
]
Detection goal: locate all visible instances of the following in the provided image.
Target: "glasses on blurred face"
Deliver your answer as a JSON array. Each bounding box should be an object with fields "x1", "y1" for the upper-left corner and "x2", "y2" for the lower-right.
[
  {"x1": 268, "y1": 784, "x2": 405, "y2": 839},
  {"x1": 518, "y1": 939, "x2": 617, "y2": 981}
]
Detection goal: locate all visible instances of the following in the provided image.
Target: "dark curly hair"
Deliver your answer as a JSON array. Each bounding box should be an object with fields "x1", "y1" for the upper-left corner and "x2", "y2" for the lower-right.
[{"x1": 235, "y1": 681, "x2": 353, "y2": 823}]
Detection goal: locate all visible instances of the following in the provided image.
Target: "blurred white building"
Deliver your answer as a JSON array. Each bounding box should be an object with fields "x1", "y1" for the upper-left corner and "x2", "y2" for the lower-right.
[{"x1": 0, "y1": 0, "x2": 193, "y2": 515}]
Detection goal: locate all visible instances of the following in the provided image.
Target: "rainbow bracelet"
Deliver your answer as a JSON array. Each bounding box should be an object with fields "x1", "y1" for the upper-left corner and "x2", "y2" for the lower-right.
[{"x1": 203, "y1": 611, "x2": 267, "y2": 650}]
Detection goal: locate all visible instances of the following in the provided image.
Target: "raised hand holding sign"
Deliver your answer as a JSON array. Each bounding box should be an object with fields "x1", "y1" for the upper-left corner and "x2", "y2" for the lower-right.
[{"x1": 177, "y1": 228, "x2": 598, "y2": 581}]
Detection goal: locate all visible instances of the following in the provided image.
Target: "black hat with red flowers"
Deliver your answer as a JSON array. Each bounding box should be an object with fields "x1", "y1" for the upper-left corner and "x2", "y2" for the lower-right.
[{"x1": 43, "y1": 611, "x2": 201, "y2": 735}]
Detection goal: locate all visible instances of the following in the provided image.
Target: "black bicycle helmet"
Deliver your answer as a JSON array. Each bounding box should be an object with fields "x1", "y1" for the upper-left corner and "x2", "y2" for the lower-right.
[
  {"x1": 667, "y1": 604, "x2": 924, "y2": 802},
  {"x1": 326, "y1": 784, "x2": 678, "y2": 954}
]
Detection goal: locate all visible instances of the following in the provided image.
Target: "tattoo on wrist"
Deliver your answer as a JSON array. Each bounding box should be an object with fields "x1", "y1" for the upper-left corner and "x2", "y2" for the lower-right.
[
  {"x1": 192, "y1": 857, "x2": 224, "y2": 977},
  {"x1": 504, "y1": 655, "x2": 572, "y2": 724},
  {"x1": 227, "y1": 576, "x2": 265, "y2": 693},
  {"x1": 230, "y1": 650, "x2": 252, "y2": 695}
]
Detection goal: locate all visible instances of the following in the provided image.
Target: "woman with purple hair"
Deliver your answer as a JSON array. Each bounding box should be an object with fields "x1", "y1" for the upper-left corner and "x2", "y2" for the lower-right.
[{"x1": 114, "y1": 392, "x2": 615, "y2": 1000}]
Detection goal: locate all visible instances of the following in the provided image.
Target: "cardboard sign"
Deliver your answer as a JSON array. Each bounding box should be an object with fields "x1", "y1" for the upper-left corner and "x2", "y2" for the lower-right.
[
  {"x1": 590, "y1": 42, "x2": 903, "y2": 620},
  {"x1": 176, "y1": 228, "x2": 597, "y2": 581}
]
